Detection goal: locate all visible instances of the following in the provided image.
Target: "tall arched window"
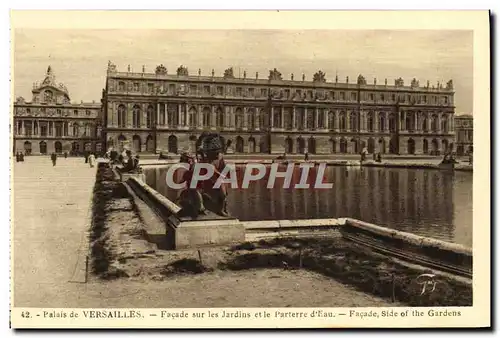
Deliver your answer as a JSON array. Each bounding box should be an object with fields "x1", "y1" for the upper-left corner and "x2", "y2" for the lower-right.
[
  {"x1": 379, "y1": 112, "x2": 386, "y2": 132},
  {"x1": 73, "y1": 124, "x2": 79, "y2": 137},
  {"x1": 273, "y1": 108, "x2": 281, "y2": 128},
  {"x1": 317, "y1": 109, "x2": 325, "y2": 129},
  {"x1": 189, "y1": 107, "x2": 197, "y2": 127},
  {"x1": 133, "y1": 105, "x2": 141, "y2": 128},
  {"x1": 431, "y1": 114, "x2": 439, "y2": 132},
  {"x1": 216, "y1": 108, "x2": 224, "y2": 128},
  {"x1": 389, "y1": 113, "x2": 397, "y2": 132},
  {"x1": 328, "y1": 111, "x2": 335, "y2": 130},
  {"x1": 367, "y1": 112, "x2": 374, "y2": 132},
  {"x1": 285, "y1": 108, "x2": 293, "y2": 130},
  {"x1": 236, "y1": 108, "x2": 244, "y2": 129},
  {"x1": 306, "y1": 109, "x2": 314, "y2": 129},
  {"x1": 248, "y1": 109, "x2": 255, "y2": 130},
  {"x1": 339, "y1": 112, "x2": 346, "y2": 131},
  {"x1": 349, "y1": 112, "x2": 357, "y2": 131},
  {"x1": 441, "y1": 115, "x2": 449, "y2": 133}
]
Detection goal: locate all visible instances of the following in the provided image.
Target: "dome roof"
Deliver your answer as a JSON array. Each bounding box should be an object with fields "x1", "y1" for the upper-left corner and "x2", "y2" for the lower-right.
[{"x1": 33, "y1": 66, "x2": 69, "y2": 96}]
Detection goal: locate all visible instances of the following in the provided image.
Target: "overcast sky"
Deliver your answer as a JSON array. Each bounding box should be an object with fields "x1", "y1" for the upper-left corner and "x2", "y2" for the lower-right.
[{"x1": 13, "y1": 29, "x2": 473, "y2": 113}]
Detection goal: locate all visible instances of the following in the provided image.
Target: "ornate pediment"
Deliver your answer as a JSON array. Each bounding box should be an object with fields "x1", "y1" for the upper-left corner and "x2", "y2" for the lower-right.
[
  {"x1": 394, "y1": 77, "x2": 404, "y2": 87},
  {"x1": 357, "y1": 74, "x2": 367, "y2": 85},
  {"x1": 411, "y1": 78, "x2": 419, "y2": 88},
  {"x1": 16, "y1": 96, "x2": 25, "y2": 104},
  {"x1": 268, "y1": 68, "x2": 283, "y2": 81},
  {"x1": 313, "y1": 70, "x2": 326, "y2": 83},
  {"x1": 446, "y1": 80, "x2": 454, "y2": 90},
  {"x1": 223, "y1": 67, "x2": 235, "y2": 79},
  {"x1": 177, "y1": 65, "x2": 189, "y2": 76},
  {"x1": 155, "y1": 64, "x2": 167, "y2": 75}
]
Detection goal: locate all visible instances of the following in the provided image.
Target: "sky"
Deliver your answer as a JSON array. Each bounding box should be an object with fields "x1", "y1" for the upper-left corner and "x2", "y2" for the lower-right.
[{"x1": 13, "y1": 29, "x2": 473, "y2": 113}]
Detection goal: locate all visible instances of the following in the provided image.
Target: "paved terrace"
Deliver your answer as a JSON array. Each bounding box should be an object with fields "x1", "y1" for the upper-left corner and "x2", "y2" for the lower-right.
[{"x1": 12, "y1": 157, "x2": 96, "y2": 307}]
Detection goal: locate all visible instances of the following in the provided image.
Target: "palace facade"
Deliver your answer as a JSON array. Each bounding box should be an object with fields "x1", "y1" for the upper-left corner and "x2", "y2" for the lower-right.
[
  {"x1": 102, "y1": 62, "x2": 456, "y2": 155},
  {"x1": 454, "y1": 114, "x2": 473, "y2": 156},
  {"x1": 13, "y1": 66, "x2": 103, "y2": 155}
]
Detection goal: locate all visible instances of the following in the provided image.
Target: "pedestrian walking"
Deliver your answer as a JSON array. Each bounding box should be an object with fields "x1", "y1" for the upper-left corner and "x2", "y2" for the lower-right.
[
  {"x1": 51, "y1": 152, "x2": 57, "y2": 166},
  {"x1": 88, "y1": 153, "x2": 96, "y2": 168}
]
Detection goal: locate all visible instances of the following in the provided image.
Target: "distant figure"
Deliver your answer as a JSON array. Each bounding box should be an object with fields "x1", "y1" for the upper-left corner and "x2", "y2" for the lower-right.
[
  {"x1": 64, "y1": 152, "x2": 68, "y2": 159},
  {"x1": 51, "y1": 152, "x2": 57, "y2": 166},
  {"x1": 88, "y1": 153, "x2": 96, "y2": 168},
  {"x1": 15, "y1": 152, "x2": 19, "y2": 163},
  {"x1": 376, "y1": 153, "x2": 382, "y2": 163},
  {"x1": 304, "y1": 152, "x2": 309, "y2": 162},
  {"x1": 360, "y1": 147, "x2": 368, "y2": 162},
  {"x1": 468, "y1": 152, "x2": 473, "y2": 165},
  {"x1": 20, "y1": 152, "x2": 24, "y2": 162},
  {"x1": 85, "y1": 152, "x2": 89, "y2": 164}
]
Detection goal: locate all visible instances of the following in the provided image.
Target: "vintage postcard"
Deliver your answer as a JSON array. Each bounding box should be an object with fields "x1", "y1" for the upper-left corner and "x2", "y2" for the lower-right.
[{"x1": 10, "y1": 10, "x2": 490, "y2": 329}]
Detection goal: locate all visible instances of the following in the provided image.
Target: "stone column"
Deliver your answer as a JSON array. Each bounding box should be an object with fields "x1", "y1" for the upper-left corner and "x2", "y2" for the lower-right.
[
  {"x1": 163, "y1": 102, "x2": 168, "y2": 128},
  {"x1": 244, "y1": 108, "x2": 248, "y2": 129},
  {"x1": 177, "y1": 104, "x2": 182, "y2": 128},
  {"x1": 385, "y1": 112, "x2": 389, "y2": 131},
  {"x1": 21, "y1": 120, "x2": 24, "y2": 135},
  {"x1": 127, "y1": 103, "x2": 133, "y2": 128},
  {"x1": 142, "y1": 103, "x2": 148, "y2": 128},
  {"x1": 323, "y1": 109, "x2": 328, "y2": 129},
  {"x1": 281, "y1": 106, "x2": 285, "y2": 129},
  {"x1": 156, "y1": 102, "x2": 160, "y2": 126},
  {"x1": 32, "y1": 120, "x2": 34, "y2": 136},
  {"x1": 270, "y1": 106, "x2": 274, "y2": 129},
  {"x1": 292, "y1": 106, "x2": 296, "y2": 129},
  {"x1": 314, "y1": 107, "x2": 319, "y2": 130},
  {"x1": 198, "y1": 105, "x2": 203, "y2": 128},
  {"x1": 185, "y1": 103, "x2": 189, "y2": 127},
  {"x1": 211, "y1": 106, "x2": 216, "y2": 128},
  {"x1": 346, "y1": 113, "x2": 350, "y2": 131},
  {"x1": 335, "y1": 111, "x2": 340, "y2": 132},
  {"x1": 437, "y1": 114, "x2": 441, "y2": 133}
]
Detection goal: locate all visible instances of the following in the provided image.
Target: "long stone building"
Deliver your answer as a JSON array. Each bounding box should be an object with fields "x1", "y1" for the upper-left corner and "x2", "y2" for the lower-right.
[
  {"x1": 13, "y1": 66, "x2": 103, "y2": 155},
  {"x1": 101, "y1": 62, "x2": 456, "y2": 155}
]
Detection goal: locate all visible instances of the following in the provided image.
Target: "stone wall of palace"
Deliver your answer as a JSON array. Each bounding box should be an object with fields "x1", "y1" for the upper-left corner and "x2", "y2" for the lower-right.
[{"x1": 102, "y1": 69, "x2": 457, "y2": 155}]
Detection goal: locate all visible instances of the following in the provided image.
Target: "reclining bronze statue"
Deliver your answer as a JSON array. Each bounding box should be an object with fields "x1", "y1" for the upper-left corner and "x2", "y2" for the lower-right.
[{"x1": 177, "y1": 133, "x2": 231, "y2": 218}]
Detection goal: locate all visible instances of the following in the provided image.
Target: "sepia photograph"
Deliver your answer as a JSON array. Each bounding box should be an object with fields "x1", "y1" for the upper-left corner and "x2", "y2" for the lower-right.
[{"x1": 9, "y1": 10, "x2": 490, "y2": 329}]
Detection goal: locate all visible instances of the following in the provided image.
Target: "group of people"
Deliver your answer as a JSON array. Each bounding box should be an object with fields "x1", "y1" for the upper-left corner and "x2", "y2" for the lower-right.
[
  {"x1": 15, "y1": 152, "x2": 25, "y2": 162},
  {"x1": 107, "y1": 149, "x2": 141, "y2": 173}
]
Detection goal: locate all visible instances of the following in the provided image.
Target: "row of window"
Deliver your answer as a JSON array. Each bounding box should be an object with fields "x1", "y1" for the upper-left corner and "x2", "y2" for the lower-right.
[
  {"x1": 16, "y1": 120, "x2": 95, "y2": 137},
  {"x1": 114, "y1": 81, "x2": 452, "y2": 105},
  {"x1": 16, "y1": 107, "x2": 94, "y2": 116},
  {"x1": 114, "y1": 106, "x2": 452, "y2": 133}
]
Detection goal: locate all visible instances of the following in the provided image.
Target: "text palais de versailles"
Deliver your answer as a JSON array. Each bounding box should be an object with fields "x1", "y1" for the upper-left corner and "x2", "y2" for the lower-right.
[{"x1": 14, "y1": 62, "x2": 456, "y2": 156}]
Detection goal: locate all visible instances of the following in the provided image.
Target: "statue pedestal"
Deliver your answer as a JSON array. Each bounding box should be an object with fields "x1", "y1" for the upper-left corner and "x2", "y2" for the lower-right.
[{"x1": 166, "y1": 214, "x2": 245, "y2": 250}]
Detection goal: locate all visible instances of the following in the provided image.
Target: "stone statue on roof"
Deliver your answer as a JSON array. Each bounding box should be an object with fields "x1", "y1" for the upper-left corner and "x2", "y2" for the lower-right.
[
  {"x1": 313, "y1": 70, "x2": 326, "y2": 83},
  {"x1": 177, "y1": 65, "x2": 189, "y2": 76},
  {"x1": 223, "y1": 67, "x2": 235, "y2": 79},
  {"x1": 268, "y1": 68, "x2": 283, "y2": 81}
]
